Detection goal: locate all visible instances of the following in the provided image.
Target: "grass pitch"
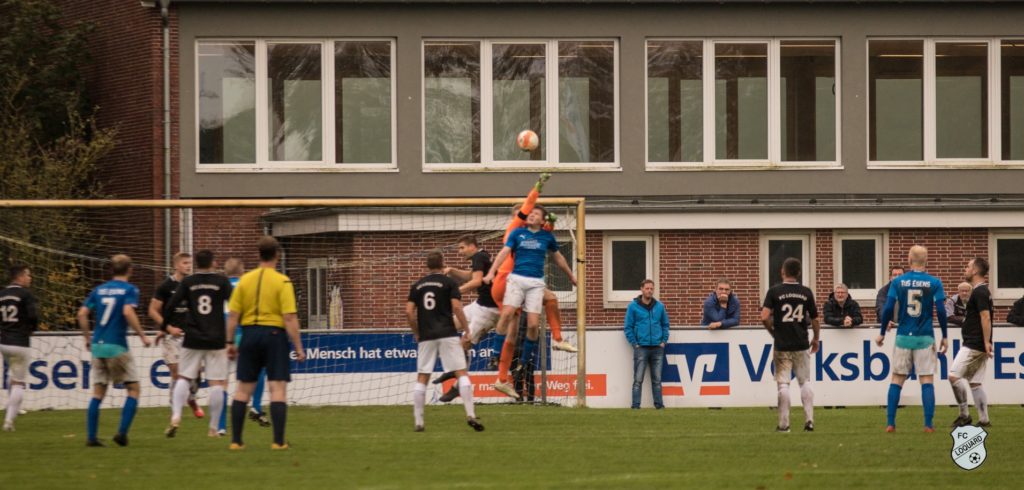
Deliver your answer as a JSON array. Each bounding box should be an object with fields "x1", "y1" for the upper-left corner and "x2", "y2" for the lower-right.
[{"x1": 0, "y1": 404, "x2": 1019, "y2": 489}]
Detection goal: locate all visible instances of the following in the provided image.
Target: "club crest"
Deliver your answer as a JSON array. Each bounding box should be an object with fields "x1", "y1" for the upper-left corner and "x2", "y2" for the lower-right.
[{"x1": 950, "y1": 425, "x2": 988, "y2": 471}]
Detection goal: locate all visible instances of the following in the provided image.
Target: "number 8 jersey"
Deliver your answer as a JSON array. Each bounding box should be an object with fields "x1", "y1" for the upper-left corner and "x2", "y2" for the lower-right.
[
  {"x1": 763, "y1": 282, "x2": 819, "y2": 352},
  {"x1": 887, "y1": 270, "x2": 945, "y2": 348},
  {"x1": 408, "y1": 273, "x2": 461, "y2": 341}
]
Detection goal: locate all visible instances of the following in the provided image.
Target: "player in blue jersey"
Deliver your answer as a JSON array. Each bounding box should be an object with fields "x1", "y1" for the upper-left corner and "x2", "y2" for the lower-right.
[
  {"x1": 76, "y1": 255, "x2": 153, "y2": 447},
  {"x1": 483, "y1": 205, "x2": 577, "y2": 399},
  {"x1": 875, "y1": 245, "x2": 948, "y2": 433}
]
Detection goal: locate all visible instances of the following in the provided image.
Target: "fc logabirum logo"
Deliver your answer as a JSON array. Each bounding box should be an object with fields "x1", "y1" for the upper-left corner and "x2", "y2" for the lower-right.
[{"x1": 950, "y1": 425, "x2": 988, "y2": 471}]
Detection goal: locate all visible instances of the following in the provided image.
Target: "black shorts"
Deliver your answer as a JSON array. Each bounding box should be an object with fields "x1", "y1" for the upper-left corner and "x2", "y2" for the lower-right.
[{"x1": 237, "y1": 326, "x2": 292, "y2": 382}]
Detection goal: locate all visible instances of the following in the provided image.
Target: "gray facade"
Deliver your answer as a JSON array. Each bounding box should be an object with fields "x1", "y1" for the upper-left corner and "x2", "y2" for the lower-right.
[{"x1": 178, "y1": 2, "x2": 1024, "y2": 198}]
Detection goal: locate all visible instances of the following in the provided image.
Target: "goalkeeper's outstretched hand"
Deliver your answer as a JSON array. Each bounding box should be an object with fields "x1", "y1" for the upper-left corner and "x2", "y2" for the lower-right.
[{"x1": 534, "y1": 172, "x2": 552, "y2": 192}]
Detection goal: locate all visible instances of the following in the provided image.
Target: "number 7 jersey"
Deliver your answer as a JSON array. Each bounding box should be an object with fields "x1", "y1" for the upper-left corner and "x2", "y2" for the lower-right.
[
  {"x1": 763, "y1": 282, "x2": 819, "y2": 352},
  {"x1": 887, "y1": 270, "x2": 945, "y2": 343}
]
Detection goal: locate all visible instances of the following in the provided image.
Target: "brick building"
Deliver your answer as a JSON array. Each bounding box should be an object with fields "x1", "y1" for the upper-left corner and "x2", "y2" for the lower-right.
[{"x1": 60, "y1": 0, "x2": 1024, "y2": 330}]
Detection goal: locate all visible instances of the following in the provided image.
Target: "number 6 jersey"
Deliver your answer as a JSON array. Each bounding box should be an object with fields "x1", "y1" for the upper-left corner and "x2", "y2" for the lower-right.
[
  {"x1": 408, "y1": 273, "x2": 461, "y2": 341},
  {"x1": 763, "y1": 282, "x2": 819, "y2": 352}
]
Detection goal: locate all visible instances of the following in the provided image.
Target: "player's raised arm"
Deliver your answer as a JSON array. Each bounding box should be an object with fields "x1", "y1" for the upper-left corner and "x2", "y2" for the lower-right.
[
  {"x1": 484, "y1": 246, "x2": 512, "y2": 283},
  {"x1": 550, "y1": 250, "x2": 577, "y2": 286}
]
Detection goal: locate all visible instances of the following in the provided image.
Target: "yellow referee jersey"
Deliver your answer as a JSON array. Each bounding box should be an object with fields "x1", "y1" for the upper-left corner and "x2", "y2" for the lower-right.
[{"x1": 228, "y1": 266, "x2": 297, "y2": 328}]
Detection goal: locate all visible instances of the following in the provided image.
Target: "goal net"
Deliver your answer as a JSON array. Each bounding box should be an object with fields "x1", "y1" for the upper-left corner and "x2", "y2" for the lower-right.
[{"x1": 0, "y1": 199, "x2": 587, "y2": 411}]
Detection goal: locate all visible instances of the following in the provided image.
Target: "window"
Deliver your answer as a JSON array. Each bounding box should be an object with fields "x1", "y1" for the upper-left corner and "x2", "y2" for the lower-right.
[
  {"x1": 760, "y1": 233, "x2": 812, "y2": 293},
  {"x1": 603, "y1": 234, "x2": 657, "y2": 303},
  {"x1": 991, "y1": 233, "x2": 1024, "y2": 299},
  {"x1": 834, "y1": 233, "x2": 885, "y2": 300},
  {"x1": 423, "y1": 39, "x2": 618, "y2": 170},
  {"x1": 307, "y1": 259, "x2": 329, "y2": 328},
  {"x1": 196, "y1": 39, "x2": 395, "y2": 171},
  {"x1": 545, "y1": 233, "x2": 577, "y2": 304},
  {"x1": 869, "y1": 38, "x2": 1024, "y2": 166},
  {"x1": 646, "y1": 39, "x2": 839, "y2": 168}
]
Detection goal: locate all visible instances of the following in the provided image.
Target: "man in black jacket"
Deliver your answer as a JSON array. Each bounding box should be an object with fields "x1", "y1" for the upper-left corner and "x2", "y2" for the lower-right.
[
  {"x1": 875, "y1": 266, "x2": 905, "y2": 326},
  {"x1": 823, "y1": 284, "x2": 863, "y2": 327},
  {"x1": 1009, "y1": 295, "x2": 1024, "y2": 326}
]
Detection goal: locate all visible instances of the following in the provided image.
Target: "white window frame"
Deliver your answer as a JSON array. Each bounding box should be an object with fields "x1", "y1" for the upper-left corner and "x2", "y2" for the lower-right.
[
  {"x1": 603, "y1": 233, "x2": 658, "y2": 305},
  {"x1": 833, "y1": 231, "x2": 887, "y2": 301},
  {"x1": 421, "y1": 39, "x2": 621, "y2": 172},
  {"x1": 645, "y1": 38, "x2": 842, "y2": 171},
  {"x1": 306, "y1": 258, "x2": 329, "y2": 328},
  {"x1": 867, "y1": 37, "x2": 1024, "y2": 169},
  {"x1": 990, "y1": 231, "x2": 1024, "y2": 300},
  {"x1": 760, "y1": 232, "x2": 814, "y2": 297},
  {"x1": 195, "y1": 38, "x2": 398, "y2": 173}
]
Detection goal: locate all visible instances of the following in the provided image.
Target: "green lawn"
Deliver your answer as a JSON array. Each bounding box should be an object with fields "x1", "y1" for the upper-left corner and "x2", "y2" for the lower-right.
[{"x1": 0, "y1": 404, "x2": 1019, "y2": 489}]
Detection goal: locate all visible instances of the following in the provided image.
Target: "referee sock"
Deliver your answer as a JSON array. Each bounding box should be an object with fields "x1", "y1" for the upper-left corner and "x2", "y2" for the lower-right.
[
  {"x1": 231, "y1": 399, "x2": 247, "y2": 445},
  {"x1": 270, "y1": 402, "x2": 287, "y2": 446},
  {"x1": 87, "y1": 397, "x2": 101, "y2": 441},
  {"x1": 5, "y1": 385, "x2": 24, "y2": 424},
  {"x1": 921, "y1": 383, "x2": 935, "y2": 428},
  {"x1": 971, "y1": 385, "x2": 989, "y2": 423},
  {"x1": 458, "y1": 376, "x2": 475, "y2": 419},
  {"x1": 886, "y1": 384, "x2": 902, "y2": 427},
  {"x1": 413, "y1": 383, "x2": 427, "y2": 427},
  {"x1": 118, "y1": 396, "x2": 138, "y2": 435},
  {"x1": 519, "y1": 338, "x2": 538, "y2": 370},
  {"x1": 951, "y1": 378, "x2": 970, "y2": 417},
  {"x1": 208, "y1": 386, "x2": 225, "y2": 431}
]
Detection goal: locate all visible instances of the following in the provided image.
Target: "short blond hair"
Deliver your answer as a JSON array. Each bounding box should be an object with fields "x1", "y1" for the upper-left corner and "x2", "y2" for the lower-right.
[
  {"x1": 908, "y1": 245, "x2": 928, "y2": 266},
  {"x1": 111, "y1": 254, "x2": 132, "y2": 276},
  {"x1": 224, "y1": 257, "x2": 244, "y2": 277},
  {"x1": 172, "y1": 251, "x2": 191, "y2": 264}
]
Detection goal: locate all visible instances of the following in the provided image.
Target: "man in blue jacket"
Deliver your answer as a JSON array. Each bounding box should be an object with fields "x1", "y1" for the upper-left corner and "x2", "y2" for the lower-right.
[
  {"x1": 701, "y1": 279, "x2": 740, "y2": 329},
  {"x1": 624, "y1": 279, "x2": 671, "y2": 409}
]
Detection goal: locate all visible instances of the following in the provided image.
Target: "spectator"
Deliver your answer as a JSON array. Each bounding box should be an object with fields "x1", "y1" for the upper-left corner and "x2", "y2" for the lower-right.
[
  {"x1": 945, "y1": 282, "x2": 972, "y2": 327},
  {"x1": 1008, "y1": 294, "x2": 1024, "y2": 326},
  {"x1": 624, "y1": 279, "x2": 670, "y2": 410},
  {"x1": 702, "y1": 279, "x2": 740, "y2": 329},
  {"x1": 875, "y1": 266, "x2": 905, "y2": 326},
  {"x1": 823, "y1": 283, "x2": 864, "y2": 327}
]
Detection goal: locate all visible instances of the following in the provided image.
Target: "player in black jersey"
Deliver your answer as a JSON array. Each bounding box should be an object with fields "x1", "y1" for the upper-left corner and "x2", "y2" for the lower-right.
[
  {"x1": 150, "y1": 252, "x2": 203, "y2": 417},
  {"x1": 949, "y1": 257, "x2": 994, "y2": 428},
  {"x1": 161, "y1": 250, "x2": 234, "y2": 438},
  {"x1": 761, "y1": 258, "x2": 821, "y2": 433},
  {"x1": 1, "y1": 265, "x2": 38, "y2": 432},
  {"x1": 406, "y1": 250, "x2": 483, "y2": 432}
]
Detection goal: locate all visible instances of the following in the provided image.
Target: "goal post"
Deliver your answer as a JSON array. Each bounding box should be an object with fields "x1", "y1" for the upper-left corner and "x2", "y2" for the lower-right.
[{"x1": 0, "y1": 197, "x2": 589, "y2": 408}]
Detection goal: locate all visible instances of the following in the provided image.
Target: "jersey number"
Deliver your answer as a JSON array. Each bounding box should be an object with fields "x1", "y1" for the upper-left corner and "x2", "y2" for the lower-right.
[
  {"x1": 906, "y1": 289, "x2": 923, "y2": 318},
  {"x1": 197, "y1": 296, "x2": 213, "y2": 315},
  {"x1": 781, "y1": 304, "x2": 805, "y2": 323},
  {"x1": 423, "y1": 292, "x2": 436, "y2": 311},
  {"x1": 99, "y1": 297, "x2": 117, "y2": 326},
  {"x1": 0, "y1": 305, "x2": 17, "y2": 323}
]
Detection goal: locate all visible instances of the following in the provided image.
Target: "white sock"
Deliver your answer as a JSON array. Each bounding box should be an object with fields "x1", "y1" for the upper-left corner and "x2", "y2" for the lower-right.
[
  {"x1": 800, "y1": 382, "x2": 814, "y2": 424},
  {"x1": 5, "y1": 385, "x2": 24, "y2": 424},
  {"x1": 951, "y1": 379, "x2": 970, "y2": 417},
  {"x1": 413, "y1": 383, "x2": 426, "y2": 427},
  {"x1": 458, "y1": 376, "x2": 475, "y2": 419},
  {"x1": 208, "y1": 385, "x2": 225, "y2": 431},
  {"x1": 971, "y1": 385, "x2": 989, "y2": 423},
  {"x1": 777, "y1": 383, "x2": 790, "y2": 429},
  {"x1": 171, "y1": 378, "x2": 190, "y2": 422}
]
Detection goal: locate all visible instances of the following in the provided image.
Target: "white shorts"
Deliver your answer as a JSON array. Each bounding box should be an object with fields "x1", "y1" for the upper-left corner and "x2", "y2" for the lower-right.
[
  {"x1": 179, "y1": 347, "x2": 229, "y2": 381},
  {"x1": 417, "y1": 337, "x2": 467, "y2": 374},
  {"x1": 774, "y1": 349, "x2": 811, "y2": 384},
  {"x1": 950, "y1": 347, "x2": 988, "y2": 383},
  {"x1": 162, "y1": 335, "x2": 183, "y2": 365},
  {"x1": 892, "y1": 345, "x2": 936, "y2": 376},
  {"x1": 92, "y1": 352, "x2": 139, "y2": 385},
  {"x1": 0, "y1": 344, "x2": 32, "y2": 383},
  {"x1": 503, "y1": 274, "x2": 546, "y2": 314},
  {"x1": 465, "y1": 302, "x2": 501, "y2": 344}
]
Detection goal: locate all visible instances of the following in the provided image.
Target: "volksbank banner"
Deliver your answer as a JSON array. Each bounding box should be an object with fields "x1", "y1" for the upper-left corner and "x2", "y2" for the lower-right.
[{"x1": 3, "y1": 327, "x2": 1023, "y2": 409}]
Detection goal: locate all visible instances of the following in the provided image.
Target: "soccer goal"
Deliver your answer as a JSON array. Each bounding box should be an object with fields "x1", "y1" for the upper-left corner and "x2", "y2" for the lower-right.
[{"x1": 0, "y1": 197, "x2": 589, "y2": 410}]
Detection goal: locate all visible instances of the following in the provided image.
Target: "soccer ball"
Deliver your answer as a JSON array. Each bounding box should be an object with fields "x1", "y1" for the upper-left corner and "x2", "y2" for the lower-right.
[
  {"x1": 517, "y1": 129, "x2": 539, "y2": 152},
  {"x1": 969, "y1": 452, "x2": 981, "y2": 464}
]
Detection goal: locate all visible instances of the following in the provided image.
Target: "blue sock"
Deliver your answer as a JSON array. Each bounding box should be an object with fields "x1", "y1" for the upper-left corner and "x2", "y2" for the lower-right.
[
  {"x1": 87, "y1": 398, "x2": 101, "y2": 441},
  {"x1": 253, "y1": 371, "x2": 266, "y2": 414},
  {"x1": 118, "y1": 396, "x2": 138, "y2": 435},
  {"x1": 218, "y1": 391, "x2": 228, "y2": 431},
  {"x1": 921, "y1": 383, "x2": 935, "y2": 428},
  {"x1": 886, "y1": 384, "x2": 902, "y2": 427},
  {"x1": 519, "y1": 338, "x2": 538, "y2": 369}
]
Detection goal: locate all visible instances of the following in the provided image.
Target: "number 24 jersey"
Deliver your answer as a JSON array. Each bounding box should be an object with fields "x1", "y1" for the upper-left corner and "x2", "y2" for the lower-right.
[{"x1": 763, "y1": 282, "x2": 819, "y2": 352}]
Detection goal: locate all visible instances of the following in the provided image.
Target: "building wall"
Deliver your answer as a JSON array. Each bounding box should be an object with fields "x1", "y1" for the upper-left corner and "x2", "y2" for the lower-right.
[{"x1": 175, "y1": 2, "x2": 1024, "y2": 198}]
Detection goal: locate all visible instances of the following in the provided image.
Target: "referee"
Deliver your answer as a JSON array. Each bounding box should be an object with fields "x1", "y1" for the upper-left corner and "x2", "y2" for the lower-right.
[{"x1": 226, "y1": 236, "x2": 306, "y2": 450}]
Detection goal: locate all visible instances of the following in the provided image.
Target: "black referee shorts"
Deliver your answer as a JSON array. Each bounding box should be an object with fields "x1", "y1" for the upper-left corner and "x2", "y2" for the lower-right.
[{"x1": 237, "y1": 326, "x2": 292, "y2": 382}]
